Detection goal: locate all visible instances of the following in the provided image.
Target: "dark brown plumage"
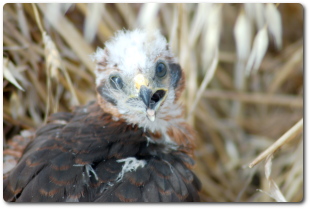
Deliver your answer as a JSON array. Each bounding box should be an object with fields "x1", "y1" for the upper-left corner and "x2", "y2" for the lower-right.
[{"x1": 4, "y1": 102, "x2": 201, "y2": 202}]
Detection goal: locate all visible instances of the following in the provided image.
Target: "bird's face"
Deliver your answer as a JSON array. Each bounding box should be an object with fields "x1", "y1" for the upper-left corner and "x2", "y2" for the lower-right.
[{"x1": 92, "y1": 30, "x2": 184, "y2": 131}]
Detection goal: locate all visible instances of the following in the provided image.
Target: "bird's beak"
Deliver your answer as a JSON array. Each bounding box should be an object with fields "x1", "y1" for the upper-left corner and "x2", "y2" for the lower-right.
[
  {"x1": 139, "y1": 85, "x2": 152, "y2": 108},
  {"x1": 139, "y1": 85, "x2": 156, "y2": 121},
  {"x1": 134, "y1": 74, "x2": 166, "y2": 122}
]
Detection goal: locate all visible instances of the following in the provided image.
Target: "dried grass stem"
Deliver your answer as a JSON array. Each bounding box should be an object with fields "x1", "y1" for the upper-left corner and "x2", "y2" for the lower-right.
[{"x1": 249, "y1": 118, "x2": 303, "y2": 168}]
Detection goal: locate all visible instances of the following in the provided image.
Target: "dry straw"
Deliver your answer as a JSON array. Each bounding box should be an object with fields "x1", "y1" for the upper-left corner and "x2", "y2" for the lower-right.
[
  {"x1": 3, "y1": 3, "x2": 303, "y2": 202},
  {"x1": 249, "y1": 118, "x2": 303, "y2": 169}
]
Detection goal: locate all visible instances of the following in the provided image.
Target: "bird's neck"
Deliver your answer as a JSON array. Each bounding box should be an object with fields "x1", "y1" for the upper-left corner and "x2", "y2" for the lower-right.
[
  {"x1": 97, "y1": 95, "x2": 195, "y2": 154},
  {"x1": 147, "y1": 119, "x2": 196, "y2": 155}
]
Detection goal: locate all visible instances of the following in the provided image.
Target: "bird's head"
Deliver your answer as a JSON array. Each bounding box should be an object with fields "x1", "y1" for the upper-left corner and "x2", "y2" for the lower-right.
[{"x1": 92, "y1": 29, "x2": 185, "y2": 132}]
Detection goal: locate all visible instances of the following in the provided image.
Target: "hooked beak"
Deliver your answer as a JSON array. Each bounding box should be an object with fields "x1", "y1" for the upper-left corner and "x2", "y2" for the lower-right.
[
  {"x1": 134, "y1": 74, "x2": 167, "y2": 122},
  {"x1": 139, "y1": 85, "x2": 152, "y2": 108},
  {"x1": 139, "y1": 86, "x2": 155, "y2": 121},
  {"x1": 139, "y1": 86, "x2": 166, "y2": 122}
]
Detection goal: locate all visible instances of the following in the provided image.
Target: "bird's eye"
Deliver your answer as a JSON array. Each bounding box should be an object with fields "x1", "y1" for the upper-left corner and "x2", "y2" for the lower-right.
[
  {"x1": 110, "y1": 76, "x2": 124, "y2": 89},
  {"x1": 155, "y1": 62, "x2": 167, "y2": 78}
]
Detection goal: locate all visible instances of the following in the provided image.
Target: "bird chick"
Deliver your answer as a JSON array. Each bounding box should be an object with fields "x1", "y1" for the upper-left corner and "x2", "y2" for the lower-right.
[
  {"x1": 93, "y1": 30, "x2": 186, "y2": 134},
  {"x1": 4, "y1": 29, "x2": 200, "y2": 202}
]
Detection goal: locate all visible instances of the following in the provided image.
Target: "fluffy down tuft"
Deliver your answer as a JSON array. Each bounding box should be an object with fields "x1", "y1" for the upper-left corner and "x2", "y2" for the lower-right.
[{"x1": 92, "y1": 29, "x2": 175, "y2": 75}]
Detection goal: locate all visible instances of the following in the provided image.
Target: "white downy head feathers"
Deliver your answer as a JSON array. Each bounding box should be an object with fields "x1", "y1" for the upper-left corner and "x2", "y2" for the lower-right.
[{"x1": 91, "y1": 29, "x2": 185, "y2": 140}]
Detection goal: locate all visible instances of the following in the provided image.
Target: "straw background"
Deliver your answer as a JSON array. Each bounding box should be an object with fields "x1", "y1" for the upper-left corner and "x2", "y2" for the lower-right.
[{"x1": 3, "y1": 3, "x2": 303, "y2": 202}]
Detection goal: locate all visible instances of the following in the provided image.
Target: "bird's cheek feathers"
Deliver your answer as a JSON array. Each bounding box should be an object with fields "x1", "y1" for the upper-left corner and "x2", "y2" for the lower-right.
[
  {"x1": 168, "y1": 63, "x2": 185, "y2": 101},
  {"x1": 96, "y1": 84, "x2": 118, "y2": 106},
  {"x1": 169, "y1": 63, "x2": 183, "y2": 90}
]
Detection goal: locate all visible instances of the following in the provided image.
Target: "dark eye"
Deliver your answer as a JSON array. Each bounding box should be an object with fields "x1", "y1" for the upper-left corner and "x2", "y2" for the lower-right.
[
  {"x1": 110, "y1": 76, "x2": 124, "y2": 89},
  {"x1": 155, "y1": 62, "x2": 167, "y2": 78}
]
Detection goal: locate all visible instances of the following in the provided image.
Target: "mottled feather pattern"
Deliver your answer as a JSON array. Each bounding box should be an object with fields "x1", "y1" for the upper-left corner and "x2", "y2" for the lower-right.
[{"x1": 4, "y1": 101, "x2": 201, "y2": 202}]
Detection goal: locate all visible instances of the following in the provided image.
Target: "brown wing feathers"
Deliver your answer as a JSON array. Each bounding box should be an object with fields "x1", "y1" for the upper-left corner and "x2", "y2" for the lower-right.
[{"x1": 4, "y1": 101, "x2": 200, "y2": 202}]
